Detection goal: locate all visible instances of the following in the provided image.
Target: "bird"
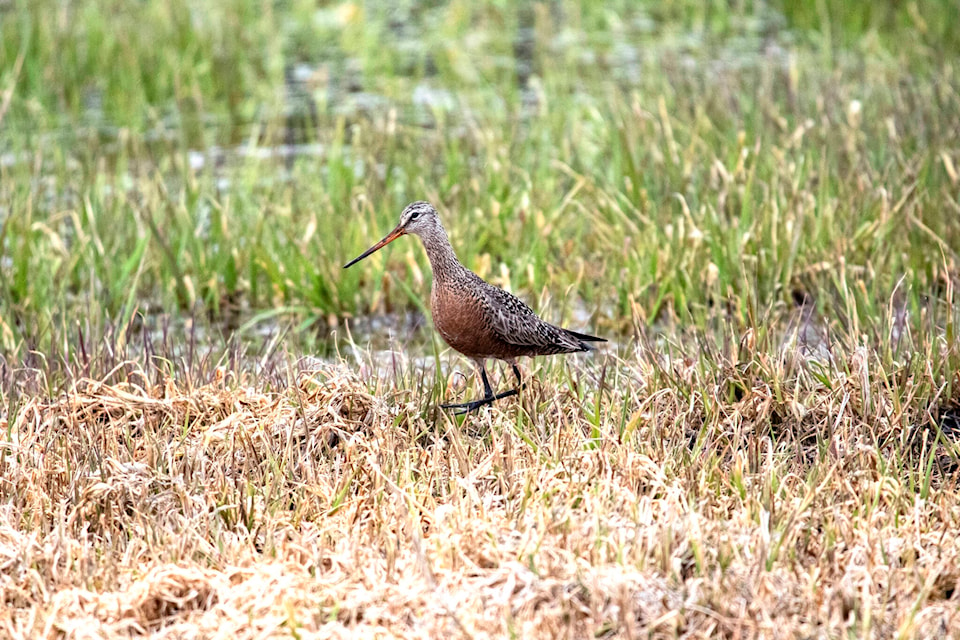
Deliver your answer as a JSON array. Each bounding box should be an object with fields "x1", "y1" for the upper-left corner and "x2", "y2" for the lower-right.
[{"x1": 344, "y1": 201, "x2": 605, "y2": 414}]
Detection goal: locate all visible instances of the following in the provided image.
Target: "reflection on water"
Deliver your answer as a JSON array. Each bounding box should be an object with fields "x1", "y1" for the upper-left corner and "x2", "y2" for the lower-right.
[{"x1": 1, "y1": 2, "x2": 797, "y2": 166}]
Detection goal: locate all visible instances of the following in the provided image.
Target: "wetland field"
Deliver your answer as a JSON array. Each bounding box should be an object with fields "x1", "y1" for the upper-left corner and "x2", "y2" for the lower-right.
[{"x1": 1, "y1": 1, "x2": 960, "y2": 637}]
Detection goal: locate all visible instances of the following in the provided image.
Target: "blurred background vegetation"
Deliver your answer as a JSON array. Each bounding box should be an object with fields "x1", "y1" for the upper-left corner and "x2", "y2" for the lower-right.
[{"x1": 1, "y1": 0, "x2": 958, "y2": 356}]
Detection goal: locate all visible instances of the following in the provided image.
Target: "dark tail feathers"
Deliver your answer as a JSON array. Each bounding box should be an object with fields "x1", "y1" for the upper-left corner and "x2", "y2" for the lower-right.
[{"x1": 565, "y1": 329, "x2": 606, "y2": 349}]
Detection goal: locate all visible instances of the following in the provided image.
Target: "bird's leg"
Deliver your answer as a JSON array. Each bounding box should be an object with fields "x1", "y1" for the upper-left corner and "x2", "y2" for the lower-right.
[
  {"x1": 510, "y1": 362, "x2": 524, "y2": 389},
  {"x1": 441, "y1": 362, "x2": 518, "y2": 415}
]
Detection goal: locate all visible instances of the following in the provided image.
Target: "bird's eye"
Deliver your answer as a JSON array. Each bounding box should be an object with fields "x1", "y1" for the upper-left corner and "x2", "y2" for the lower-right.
[{"x1": 410, "y1": 210, "x2": 420, "y2": 220}]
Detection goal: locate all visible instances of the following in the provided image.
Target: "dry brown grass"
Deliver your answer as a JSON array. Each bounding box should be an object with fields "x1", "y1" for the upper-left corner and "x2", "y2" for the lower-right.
[{"x1": 1, "y1": 335, "x2": 959, "y2": 639}]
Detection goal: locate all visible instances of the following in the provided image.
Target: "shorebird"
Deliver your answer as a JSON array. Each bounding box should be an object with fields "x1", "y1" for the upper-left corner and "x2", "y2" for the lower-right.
[{"x1": 344, "y1": 201, "x2": 605, "y2": 414}]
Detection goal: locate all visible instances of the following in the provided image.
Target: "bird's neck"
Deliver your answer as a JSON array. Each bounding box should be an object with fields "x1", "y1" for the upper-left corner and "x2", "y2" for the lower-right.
[{"x1": 419, "y1": 228, "x2": 464, "y2": 281}]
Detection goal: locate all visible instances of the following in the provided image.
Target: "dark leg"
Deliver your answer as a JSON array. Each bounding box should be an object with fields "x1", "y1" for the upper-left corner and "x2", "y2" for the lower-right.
[
  {"x1": 511, "y1": 362, "x2": 523, "y2": 388},
  {"x1": 441, "y1": 362, "x2": 519, "y2": 415},
  {"x1": 479, "y1": 364, "x2": 494, "y2": 397}
]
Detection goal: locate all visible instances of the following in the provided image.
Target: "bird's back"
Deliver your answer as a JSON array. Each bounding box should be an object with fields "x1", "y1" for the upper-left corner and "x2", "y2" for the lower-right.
[{"x1": 431, "y1": 266, "x2": 604, "y2": 360}]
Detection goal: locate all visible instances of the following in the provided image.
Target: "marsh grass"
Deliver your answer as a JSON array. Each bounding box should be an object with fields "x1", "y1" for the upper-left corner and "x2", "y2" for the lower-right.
[
  {"x1": 1, "y1": 0, "x2": 959, "y2": 348},
  {"x1": 1, "y1": 299, "x2": 959, "y2": 637}
]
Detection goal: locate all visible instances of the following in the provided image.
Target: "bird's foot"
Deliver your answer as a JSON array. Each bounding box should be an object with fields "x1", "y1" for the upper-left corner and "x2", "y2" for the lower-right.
[{"x1": 441, "y1": 388, "x2": 519, "y2": 415}]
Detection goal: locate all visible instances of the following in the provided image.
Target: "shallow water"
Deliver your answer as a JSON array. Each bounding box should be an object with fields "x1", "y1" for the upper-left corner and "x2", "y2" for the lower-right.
[{"x1": 0, "y1": 1, "x2": 901, "y2": 368}]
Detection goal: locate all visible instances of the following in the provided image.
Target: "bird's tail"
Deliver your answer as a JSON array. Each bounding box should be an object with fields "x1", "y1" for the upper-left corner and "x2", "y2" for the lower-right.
[{"x1": 565, "y1": 329, "x2": 606, "y2": 349}]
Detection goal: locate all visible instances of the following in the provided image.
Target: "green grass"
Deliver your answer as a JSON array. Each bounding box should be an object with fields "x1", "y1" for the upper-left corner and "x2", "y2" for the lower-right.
[{"x1": 1, "y1": 0, "x2": 958, "y2": 358}]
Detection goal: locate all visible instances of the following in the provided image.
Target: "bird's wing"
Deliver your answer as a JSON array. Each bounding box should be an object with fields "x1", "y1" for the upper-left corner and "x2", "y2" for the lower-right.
[{"x1": 473, "y1": 276, "x2": 586, "y2": 353}]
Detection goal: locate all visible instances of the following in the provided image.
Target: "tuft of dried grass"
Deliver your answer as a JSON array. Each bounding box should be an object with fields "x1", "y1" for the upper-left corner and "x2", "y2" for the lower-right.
[{"x1": 1, "y1": 339, "x2": 959, "y2": 638}]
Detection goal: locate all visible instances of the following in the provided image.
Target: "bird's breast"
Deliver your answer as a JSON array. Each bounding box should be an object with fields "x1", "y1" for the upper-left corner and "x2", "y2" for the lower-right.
[{"x1": 431, "y1": 282, "x2": 519, "y2": 359}]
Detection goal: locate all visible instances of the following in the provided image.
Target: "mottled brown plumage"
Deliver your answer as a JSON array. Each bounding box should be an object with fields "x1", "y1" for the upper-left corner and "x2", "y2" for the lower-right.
[{"x1": 344, "y1": 201, "x2": 605, "y2": 413}]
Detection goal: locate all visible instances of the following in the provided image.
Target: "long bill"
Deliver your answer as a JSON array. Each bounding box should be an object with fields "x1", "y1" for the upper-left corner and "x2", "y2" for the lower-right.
[{"x1": 343, "y1": 225, "x2": 406, "y2": 268}]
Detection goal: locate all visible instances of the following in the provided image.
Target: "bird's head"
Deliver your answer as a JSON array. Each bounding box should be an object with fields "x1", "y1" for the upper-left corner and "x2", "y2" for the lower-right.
[{"x1": 343, "y1": 201, "x2": 441, "y2": 268}]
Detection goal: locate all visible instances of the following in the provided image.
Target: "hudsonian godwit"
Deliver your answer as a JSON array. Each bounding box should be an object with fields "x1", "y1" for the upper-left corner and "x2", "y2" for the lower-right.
[{"x1": 344, "y1": 201, "x2": 605, "y2": 414}]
